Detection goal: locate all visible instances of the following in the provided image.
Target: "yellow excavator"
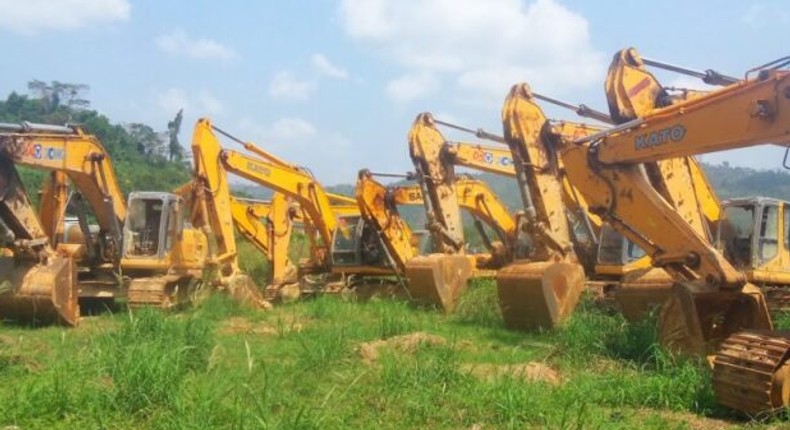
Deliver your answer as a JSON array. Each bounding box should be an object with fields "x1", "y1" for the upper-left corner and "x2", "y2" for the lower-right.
[
  {"x1": 540, "y1": 48, "x2": 790, "y2": 414},
  {"x1": 0, "y1": 121, "x2": 266, "y2": 324},
  {"x1": 594, "y1": 48, "x2": 790, "y2": 321},
  {"x1": 387, "y1": 176, "x2": 519, "y2": 271},
  {"x1": 228, "y1": 194, "x2": 299, "y2": 297},
  {"x1": 192, "y1": 118, "x2": 471, "y2": 310},
  {"x1": 404, "y1": 111, "x2": 659, "y2": 326}
]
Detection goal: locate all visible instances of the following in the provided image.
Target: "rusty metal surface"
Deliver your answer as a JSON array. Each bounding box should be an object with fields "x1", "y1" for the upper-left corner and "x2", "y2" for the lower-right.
[
  {"x1": 0, "y1": 256, "x2": 78, "y2": 325},
  {"x1": 713, "y1": 331, "x2": 790, "y2": 416},
  {"x1": 658, "y1": 283, "x2": 772, "y2": 357},
  {"x1": 496, "y1": 260, "x2": 585, "y2": 330},
  {"x1": 613, "y1": 267, "x2": 674, "y2": 321},
  {"x1": 223, "y1": 274, "x2": 271, "y2": 310},
  {"x1": 126, "y1": 275, "x2": 186, "y2": 308},
  {"x1": 404, "y1": 254, "x2": 473, "y2": 313}
]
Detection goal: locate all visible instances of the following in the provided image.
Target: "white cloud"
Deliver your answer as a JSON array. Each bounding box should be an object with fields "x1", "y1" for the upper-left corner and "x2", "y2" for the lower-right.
[
  {"x1": 156, "y1": 88, "x2": 224, "y2": 116},
  {"x1": 386, "y1": 72, "x2": 439, "y2": 102},
  {"x1": 311, "y1": 54, "x2": 349, "y2": 79},
  {"x1": 0, "y1": 0, "x2": 130, "y2": 35},
  {"x1": 339, "y1": 0, "x2": 604, "y2": 103},
  {"x1": 268, "y1": 71, "x2": 316, "y2": 101},
  {"x1": 156, "y1": 30, "x2": 235, "y2": 61}
]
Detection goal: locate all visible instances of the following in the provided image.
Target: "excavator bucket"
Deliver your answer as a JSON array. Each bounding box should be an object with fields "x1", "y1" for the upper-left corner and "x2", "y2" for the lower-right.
[
  {"x1": 404, "y1": 254, "x2": 473, "y2": 313},
  {"x1": 658, "y1": 282, "x2": 772, "y2": 357},
  {"x1": 224, "y1": 273, "x2": 272, "y2": 310},
  {"x1": 0, "y1": 256, "x2": 79, "y2": 326},
  {"x1": 496, "y1": 261, "x2": 586, "y2": 330},
  {"x1": 613, "y1": 267, "x2": 674, "y2": 321}
]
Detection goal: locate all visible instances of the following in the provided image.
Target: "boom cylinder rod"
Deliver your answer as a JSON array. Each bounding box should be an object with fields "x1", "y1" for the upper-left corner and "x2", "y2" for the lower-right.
[
  {"x1": 369, "y1": 172, "x2": 411, "y2": 179},
  {"x1": 572, "y1": 118, "x2": 644, "y2": 145},
  {"x1": 212, "y1": 125, "x2": 292, "y2": 168},
  {"x1": 531, "y1": 93, "x2": 615, "y2": 125},
  {"x1": 641, "y1": 57, "x2": 738, "y2": 86},
  {"x1": 432, "y1": 119, "x2": 506, "y2": 144},
  {"x1": 0, "y1": 122, "x2": 74, "y2": 134}
]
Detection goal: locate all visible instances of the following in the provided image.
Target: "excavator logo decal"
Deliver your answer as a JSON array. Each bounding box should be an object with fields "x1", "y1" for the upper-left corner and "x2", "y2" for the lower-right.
[
  {"x1": 634, "y1": 125, "x2": 686, "y2": 150},
  {"x1": 246, "y1": 161, "x2": 271, "y2": 177},
  {"x1": 12, "y1": 142, "x2": 64, "y2": 161}
]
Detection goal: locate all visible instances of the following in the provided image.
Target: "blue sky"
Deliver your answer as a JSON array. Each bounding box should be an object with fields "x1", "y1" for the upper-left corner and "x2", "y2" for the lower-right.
[{"x1": 0, "y1": 0, "x2": 787, "y2": 184}]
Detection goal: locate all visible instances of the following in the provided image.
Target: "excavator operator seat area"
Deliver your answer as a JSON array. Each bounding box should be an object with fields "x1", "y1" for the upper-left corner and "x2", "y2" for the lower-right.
[
  {"x1": 330, "y1": 215, "x2": 387, "y2": 268},
  {"x1": 123, "y1": 192, "x2": 182, "y2": 260},
  {"x1": 719, "y1": 198, "x2": 790, "y2": 270},
  {"x1": 596, "y1": 225, "x2": 646, "y2": 266}
]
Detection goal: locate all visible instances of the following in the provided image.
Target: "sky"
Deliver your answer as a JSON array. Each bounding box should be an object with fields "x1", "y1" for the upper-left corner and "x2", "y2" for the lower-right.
[{"x1": 0, "y1": 0, "x2": 788, "y2": 184}]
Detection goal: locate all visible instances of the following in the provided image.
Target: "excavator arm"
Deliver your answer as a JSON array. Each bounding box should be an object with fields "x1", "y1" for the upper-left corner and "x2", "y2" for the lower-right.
[
  {"x1": 0, "y1": 123, "x2": 126, "y2": 263},
  {"x1": 408, "y1": 113, "x2": 466, "y2": 253},
  {"x1": 356, "y1": 170, "x2": 471, "y2": 309},
  {"x1": 494, "y1": 84, "x2": 588, "y2": 330},
  {"x1": 229, "y1": 195, "x2": 298, "y2": 292},
  {"x1": 388, "y1": 177, "x2": 517, "y2": 267},
  {"x1": 552, "y1": 52, "x2": 790, "y2": 414},
  {"x1": 0, "y1": 157, "x2": 78, "y2": 325}
]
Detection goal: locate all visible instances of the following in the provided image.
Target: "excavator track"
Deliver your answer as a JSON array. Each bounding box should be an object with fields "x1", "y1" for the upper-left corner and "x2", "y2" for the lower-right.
[
  {"x1": 126, "y1": 275, "x2": 192, "y2": 308},
  {"x1": 763, "y1": 287, "x2": 790, "y2": 315},
  {"x1": 712, "y1": 331, "x2": 790, "y2": 416}
]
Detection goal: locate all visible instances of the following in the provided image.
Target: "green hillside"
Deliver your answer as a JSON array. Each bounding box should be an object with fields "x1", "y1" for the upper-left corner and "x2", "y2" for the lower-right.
[{"x1": 0, "y1": 82, "x2": 191, "y2": 200}]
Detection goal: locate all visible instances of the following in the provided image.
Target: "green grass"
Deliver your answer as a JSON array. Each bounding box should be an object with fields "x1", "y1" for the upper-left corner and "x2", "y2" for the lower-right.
[{"x1": 0, "y1": 279, "x2": 769, "y2": 429}]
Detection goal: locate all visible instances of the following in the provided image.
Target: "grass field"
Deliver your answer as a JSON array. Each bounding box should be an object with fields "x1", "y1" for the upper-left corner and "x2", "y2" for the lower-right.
[{"x1": 0, "y1": 279, "x2": 786, "y2": 429}]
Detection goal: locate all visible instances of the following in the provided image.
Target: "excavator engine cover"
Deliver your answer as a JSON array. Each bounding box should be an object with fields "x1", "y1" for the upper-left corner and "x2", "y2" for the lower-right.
[
  {"x1": 404, "y1": 254, "x2": 473, "y2": 313},
  {"x1": 613, "y1": 267, "x2": 674, "y2": 321},
  {"x1": 658, "y1": 282, "x2": 772, "y2": 357},
  {"x1": 0, "y1": 256, "x2": 79, "y2": 326},
  {"x1": 497, "y1": 261, "x2": 586, "y2": 330}
]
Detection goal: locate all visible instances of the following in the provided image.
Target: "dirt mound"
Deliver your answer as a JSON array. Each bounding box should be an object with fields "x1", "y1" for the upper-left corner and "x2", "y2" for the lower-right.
[
  {"x1": 359, "y1": 332, "x2": 447, "y2": 364},
  {"x1": 461, "y1": 362, "x2": 561, "y2": 385}
]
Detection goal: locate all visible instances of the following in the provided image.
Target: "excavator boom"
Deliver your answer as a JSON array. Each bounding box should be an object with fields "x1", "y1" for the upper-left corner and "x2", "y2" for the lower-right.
[{"x1": 551, "y1": 50, "x2": 790, "y2": 414}]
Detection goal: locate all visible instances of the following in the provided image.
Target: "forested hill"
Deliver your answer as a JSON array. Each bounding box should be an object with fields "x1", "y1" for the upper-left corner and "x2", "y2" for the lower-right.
[{"x1": 0, "y1": 82, "x2": 191, "y2": 196}]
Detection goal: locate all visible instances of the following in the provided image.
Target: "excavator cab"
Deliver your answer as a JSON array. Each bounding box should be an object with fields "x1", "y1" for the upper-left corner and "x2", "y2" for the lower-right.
[
  {"x1": 123, "y1": 192, "x2": 182, "y2": 261},
  {"x1": 596, "y1": 225, "x2": 647, "y2": 268},
  {"x1": 330, "y1": 214, "x2": 389, "y2": 269},
  {"x1": 719, "y1": 197, "x2": 790, "y2": 311},
  {"x1": 121, "y1": 191, "x2": 208, "y2": 307}
]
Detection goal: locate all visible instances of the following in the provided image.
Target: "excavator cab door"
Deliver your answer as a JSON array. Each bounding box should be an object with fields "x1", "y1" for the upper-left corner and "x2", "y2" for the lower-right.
[{"x1": 123, "y1": 192, "x2": 180, "y2": 262}]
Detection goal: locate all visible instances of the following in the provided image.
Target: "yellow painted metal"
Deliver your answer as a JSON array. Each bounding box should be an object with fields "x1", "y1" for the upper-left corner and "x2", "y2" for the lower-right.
[
  {"x1": 0, "y1": 126, "x2": 126, "y2": 237},
  {"x1": 356, "y1": 170, "x2": 473, "y2": 312},
  {"x1": 0, "y1": 157, "x2": 78, "y2": 325},
  {"x1": 496, "y1": 83, "x2": 587, "y2": 330},
  {"x1": 408, "y1": 113, "x2": 465, "y2": 254}
]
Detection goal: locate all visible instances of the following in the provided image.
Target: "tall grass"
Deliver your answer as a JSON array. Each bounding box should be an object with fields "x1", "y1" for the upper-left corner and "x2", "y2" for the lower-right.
[{"x1": 0, "y1": 283, "x2": 748, "y2": 429}]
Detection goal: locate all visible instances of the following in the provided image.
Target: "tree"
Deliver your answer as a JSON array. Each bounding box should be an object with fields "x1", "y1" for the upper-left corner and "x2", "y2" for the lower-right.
[
  {"x1": 167, "y1": 109, "x2": 184, "y2": 161},
  {"x1": 27, "y1": 80, "x2": 90, "y2": 113},
  {"x1": 127, "y1": 123, "x2": 166, "y2": 160}
]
